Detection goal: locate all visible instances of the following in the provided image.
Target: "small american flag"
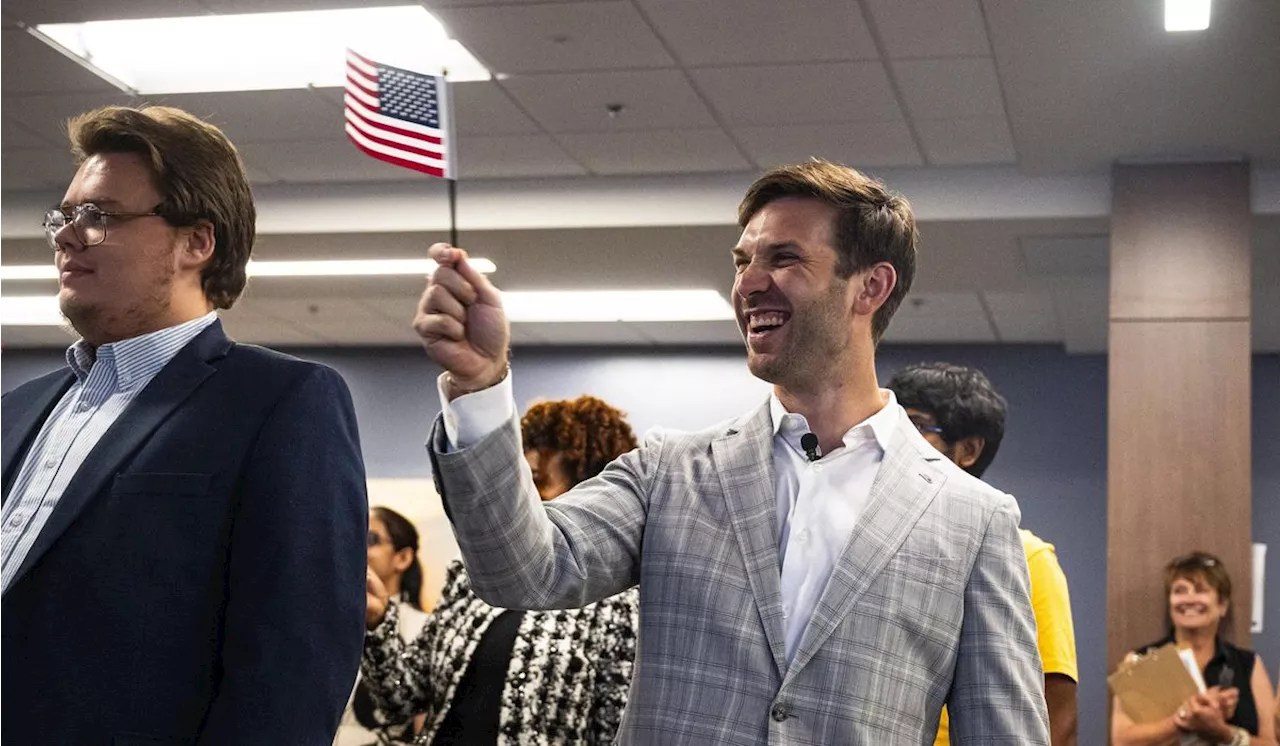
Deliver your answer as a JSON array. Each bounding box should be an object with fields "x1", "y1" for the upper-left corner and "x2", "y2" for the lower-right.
[{"x1": 344, "y1": 49, "x2": 455, "y2": 179}]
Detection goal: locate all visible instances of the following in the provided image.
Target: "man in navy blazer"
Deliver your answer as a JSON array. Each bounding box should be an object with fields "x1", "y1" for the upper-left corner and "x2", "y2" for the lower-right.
[{"x1": 1, "y1": 106, "x2": 369, "y2": 745}]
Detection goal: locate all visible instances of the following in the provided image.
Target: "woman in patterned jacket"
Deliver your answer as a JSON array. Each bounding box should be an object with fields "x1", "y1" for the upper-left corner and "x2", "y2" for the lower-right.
[{"x1": 362, "y1": 395, "x2": 640, "y2": 746}]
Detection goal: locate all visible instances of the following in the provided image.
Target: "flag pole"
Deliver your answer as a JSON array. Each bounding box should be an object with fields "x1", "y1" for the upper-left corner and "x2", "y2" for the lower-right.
[
  {"x1": 448, "y1": 178, "x2": 458, "y2": 247},
  {"x1": 443, "y1": 66, "x2": 459, "y2": 248}
]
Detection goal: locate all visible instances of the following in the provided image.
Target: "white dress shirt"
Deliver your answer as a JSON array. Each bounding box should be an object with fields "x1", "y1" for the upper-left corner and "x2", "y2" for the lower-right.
[
  {"x1": 1, "y1": 312, "x2": 218, "y2": 593},
  {"x1": 437, "y1": 373, "x2": 899, "y2": 663}
]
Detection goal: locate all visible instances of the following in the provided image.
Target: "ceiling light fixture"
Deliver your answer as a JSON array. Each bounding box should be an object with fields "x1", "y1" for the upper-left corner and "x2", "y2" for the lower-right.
[
  {"x1": 31, "y1": 6, "x2": 490, "y2": 95},
  {"x1": 1165, "y1": 0, "x2": 1211, "y2": 31},
  {"x1": 1, "y1": 288, "x2": 732, "y2": 328},
  {"x1": 0, "y1": 258, "x2": 496, "y2": 281},
  {"x1": 502, "y1": 290, "x2": 734, "y2": 323},
  {"x1": 0, "y1": 296, "x2": 64, "y2": 326}
]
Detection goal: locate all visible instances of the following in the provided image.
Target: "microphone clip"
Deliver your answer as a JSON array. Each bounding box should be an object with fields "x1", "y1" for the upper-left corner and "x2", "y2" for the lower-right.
[{"x1": 800, "y1": 432, "x2": 821, "y2": 463}]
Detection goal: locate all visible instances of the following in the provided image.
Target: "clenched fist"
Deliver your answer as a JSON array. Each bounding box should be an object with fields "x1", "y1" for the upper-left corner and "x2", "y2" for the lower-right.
[{"x1": 413, "y1": 243, "x2": 511, "y2": 399}]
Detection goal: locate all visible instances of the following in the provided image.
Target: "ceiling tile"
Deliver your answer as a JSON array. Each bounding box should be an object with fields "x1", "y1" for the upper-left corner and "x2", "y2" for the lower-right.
[
  {"x1": 1, "y1": 0, "x2": 209, "y2": 24},
  {"x1": 1, "y1": 148, "x2": 77, "y2": 191},
  {"x1": 915, "y1": 117, "x2": 1015, "y2": 165},
  {"x1": 313, "y1": 82, "x2": 543, "y2": 137},
  {"x1": 558, "y1": 129, "x2": 750, "y2": 175},
  {"x1": 433, "y1": 1, "x2": 673, "y2": 74},
  {"x1": 512, "y1": 321, "x2": 655, "y2": 345},
  {"x1": 863, "y1": 0, "x2": 991, "y2": 59},
  {"x1": 982, "y1": 290, "x2": 1060, "y2": 342},
  {"x1": 144, "y1": 89, "x2": 345, "y2": 144},
  {"x1": 1047, "y1": 277, "x2": 1108, "y2": 353},
  {"x1": 984, "y1": 1, "x2": 1280, "y2": 173},
  {"x1": 629, "y1": 319, "x2": 742, "y2": 345},
  {"x1": 502, "y1": 70, "x2": 717, "y2": 133},
  {"x1": 2, "y1": 29, "x2": 122, "y2": 95},
  {"x1": 3, "y1": 92, "x2": 136, "y2": 140},
  {"x1": 202, "y1": 0, "x2": 410, "y2": 11},
  {"x1": 733, "y1": 121, "x2": 922, "y2": 169},
  {"x1": 882, "y1": 291, "x2": 996, "y2": 342},
  {"x1": 236, "y1": 138, "x2": 421, "y2": 183},
  {"x1": 692, "y1": 62, "x2": 902, "y2": 126},
  {"x1": 458, "y1": 135, "x2": 587, "y2": 178},
  {"x1": 2, "y1": 116, "x2": 62, "y2": 149},
  {"x1": 637, "y1": 0, "x2": 877, "y2": 67},
  {"x1": 1020, "y1": 235, "x2": 1110, "y2": 278},
  {"x1": 891, "y1": 57, "x2": 1006, "y2": 120}
]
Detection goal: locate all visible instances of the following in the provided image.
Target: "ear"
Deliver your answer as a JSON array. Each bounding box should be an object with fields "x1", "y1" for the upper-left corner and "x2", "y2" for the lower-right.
[
  {"x1": 391, "y1": 547, "x2": 414, "y2": 574},
  {"x1": 851, "y1": 262, "x2": 897, "y2": 317},
  {"x1": 950, "y1": 435, "x2": 986, "y2": 470},
  {"x1": 177, "y1": 220, "x2": 216, "y2": 272}
]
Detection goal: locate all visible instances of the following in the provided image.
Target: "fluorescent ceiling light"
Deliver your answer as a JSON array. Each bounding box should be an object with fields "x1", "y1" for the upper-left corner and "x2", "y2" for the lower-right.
[
  {"x1": 0, "y1": 296, "x2": 64, "y2": 326},
  {"x1": 0, "y1": 266, "x2": 57, "y2": 280},
  {"x1": 0, "y1": 288, "x2": 733, "y2": 328},
  {"x1": 1165, "y1": 0, "x2": 1211, "y2": 31},
  {"x1": 0, "y1": 258, "x2": 495, "y2": 281},
  {"x1": 502, "y1": 290, "x2": 734, "y2": 323},
  {"x1": 33, "y1": 6, "x2": 489, "y2": 95}
]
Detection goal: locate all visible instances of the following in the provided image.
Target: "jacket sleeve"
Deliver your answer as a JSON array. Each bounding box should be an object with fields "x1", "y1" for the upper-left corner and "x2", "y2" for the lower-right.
[
  {"x1": 197, "y1": 365, "x2": 369, "y2": 745},
  {"x1": 587, "y1": 591, "x2": 640, "y2": 745},
  {"x1": 360, "y1": 601, "x2": 437, "y2": 724},
  {"x1": 947, "y1": 495, "x2": 1051, "y2": 744},
  {"x1": 429, "y1": 414, "x2": 656, "y2": 610}
]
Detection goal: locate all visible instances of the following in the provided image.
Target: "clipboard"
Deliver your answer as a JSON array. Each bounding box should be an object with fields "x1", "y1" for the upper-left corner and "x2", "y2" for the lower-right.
[{"x1": 1107, "y1": 643, "x2": 1201, "y2": 723}]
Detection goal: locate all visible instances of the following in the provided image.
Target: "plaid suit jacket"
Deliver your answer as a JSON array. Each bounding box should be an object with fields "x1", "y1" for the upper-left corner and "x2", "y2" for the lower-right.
[{"x1": 430, "y1": 400, "x2": 1049, "y2": 745}]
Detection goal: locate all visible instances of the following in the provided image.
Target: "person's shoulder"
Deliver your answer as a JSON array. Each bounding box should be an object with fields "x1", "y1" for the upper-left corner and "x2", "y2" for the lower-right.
[
  {"x1": 925, "y1": 451, "x2": 1019, "y2": 514},
  {"x1": 2, "y1": 366, "x2": 73, "y2": 402},
  {"x1": 1019, "y1": 528, "x2": 1057, "y2": 559},
  {"x1": 224, "y1": 344, "x2": 350, "y2": 388}
]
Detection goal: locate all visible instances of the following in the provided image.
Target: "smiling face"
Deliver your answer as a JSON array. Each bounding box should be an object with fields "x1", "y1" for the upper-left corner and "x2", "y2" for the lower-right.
[
  {"x1": 1168, "y1": 572, "x2": 1228, "y2": 634},
  {"x1": 731, "y1": 197, "x2": 857, "y2": 393}
]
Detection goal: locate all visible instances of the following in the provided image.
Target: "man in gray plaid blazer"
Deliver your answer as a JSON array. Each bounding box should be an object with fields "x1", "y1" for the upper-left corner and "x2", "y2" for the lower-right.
[{"x1": 414, "y1": 160, "x2": 1050, "y2": 744}]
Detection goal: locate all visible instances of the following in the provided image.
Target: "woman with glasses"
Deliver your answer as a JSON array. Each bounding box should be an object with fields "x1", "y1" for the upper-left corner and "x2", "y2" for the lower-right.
[
  {"x1": 1112, "y1": 552, "x2": 1277, "y2": 746},
  {"x1": 360, "y1": 395, "x2": 640, "y2": 746},
  {"x1": 335, "y1": 507, "x2": 430, "y2": 746}
]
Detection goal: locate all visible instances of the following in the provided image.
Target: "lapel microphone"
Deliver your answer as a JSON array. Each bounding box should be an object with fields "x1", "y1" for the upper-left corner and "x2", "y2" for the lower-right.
[{"x1": 800, "y1": 432, "x2": 821, "y2": 462}]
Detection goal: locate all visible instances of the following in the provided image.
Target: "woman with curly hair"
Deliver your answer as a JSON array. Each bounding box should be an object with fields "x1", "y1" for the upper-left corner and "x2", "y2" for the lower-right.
[{"x1": 361, "y1": 395, "x2": 640, "y2": 746}]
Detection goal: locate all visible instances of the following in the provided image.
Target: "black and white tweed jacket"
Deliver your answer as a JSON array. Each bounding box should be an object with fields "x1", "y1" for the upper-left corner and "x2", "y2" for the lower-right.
[{"x1": 362, "y1": 560, "x2": 639, "y2": 746}]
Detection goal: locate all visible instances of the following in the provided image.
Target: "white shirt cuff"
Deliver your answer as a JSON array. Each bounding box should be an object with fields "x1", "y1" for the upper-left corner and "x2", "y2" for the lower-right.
[{"x1": 436, "y1": 371, "x2": 516, "y2": 449}]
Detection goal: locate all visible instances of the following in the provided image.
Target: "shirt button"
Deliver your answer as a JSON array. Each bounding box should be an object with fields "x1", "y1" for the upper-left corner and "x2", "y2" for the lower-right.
[
  {"x1": 9, "y1": 514, "x2": 24, "y2": 528},
  {"x1": 795, "y1": 529, "x2": 809, "y2": 543},
  {"x1": 782, "y1": 603, "x2": 792, "y2": 617},
  {"x1": 43, "y1": 459, "x2": 57, "y2": 470},
  {"x1": 812, "y1": 463, "x2": 823, "y2": 472},
  {"x1": 771, "y1": 703, "x2": 791, "y2": 722}
]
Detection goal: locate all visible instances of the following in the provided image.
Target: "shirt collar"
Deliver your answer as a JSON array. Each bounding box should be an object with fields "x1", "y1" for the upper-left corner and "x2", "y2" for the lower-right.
[
  {"x1": 64, "y1": 312, "x2": 218, "y2": 390},
  {"x1": 769, "y1": 389, "x2": 899, "y2": 455}
]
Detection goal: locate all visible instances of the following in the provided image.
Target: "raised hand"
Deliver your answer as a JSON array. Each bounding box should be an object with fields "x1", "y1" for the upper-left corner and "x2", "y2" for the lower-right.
[
  {"x1": 413, "y1": 243, "x2": 511, "y2": 398},
  {"x1": 366, "y1": 566, "x2": 391, "y2": 630}
]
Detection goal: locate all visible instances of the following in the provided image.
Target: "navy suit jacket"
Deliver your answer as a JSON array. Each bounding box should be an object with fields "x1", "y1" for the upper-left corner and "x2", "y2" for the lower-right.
[{"x1": 1, "y1": 321, "x2": 369, "y2": 745}]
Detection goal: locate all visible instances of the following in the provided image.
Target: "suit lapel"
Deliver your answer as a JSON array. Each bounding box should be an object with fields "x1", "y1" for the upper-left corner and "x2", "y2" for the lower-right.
[
  {"x1": 783, "y1": 411, "x2": 946, "y2": 679},
  {"x1": 7, "y1": 322, "x2": 232, "y2": 591},
  {"x1": 2, "y1": 371, "x2": 76, "y2": 504},
  {"x1": 711, "y1": 401, "x2": 788, "y2": 676}
]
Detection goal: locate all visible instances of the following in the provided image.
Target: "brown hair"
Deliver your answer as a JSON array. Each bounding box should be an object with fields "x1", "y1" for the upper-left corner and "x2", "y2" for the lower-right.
[
  {"x1": 737, "y1": 159, "x2": 918, "y2": 343},
  {"x1": 521, "y1": 395, "x2": 638, "y2": 486},
  {"x1": 1164, "y1": 551, "x2": 1233, "y2": 606},
  {"x1": 67, "y1": 105, "x2": 256, "y2": 309}
]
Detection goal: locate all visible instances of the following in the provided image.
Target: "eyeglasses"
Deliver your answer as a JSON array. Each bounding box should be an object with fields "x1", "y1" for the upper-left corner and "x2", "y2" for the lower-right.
[
  {"x1": 43, "y1": 202, "x2": 165, "y2": 250},
  {"x1": 909, "y1": 418, "x2": 946, "y2": 438}
]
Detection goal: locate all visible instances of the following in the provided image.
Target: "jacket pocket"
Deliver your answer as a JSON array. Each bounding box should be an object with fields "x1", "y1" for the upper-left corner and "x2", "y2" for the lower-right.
[{"x1": 112, "y1": 472, "x2": 212, "y2": 497}]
